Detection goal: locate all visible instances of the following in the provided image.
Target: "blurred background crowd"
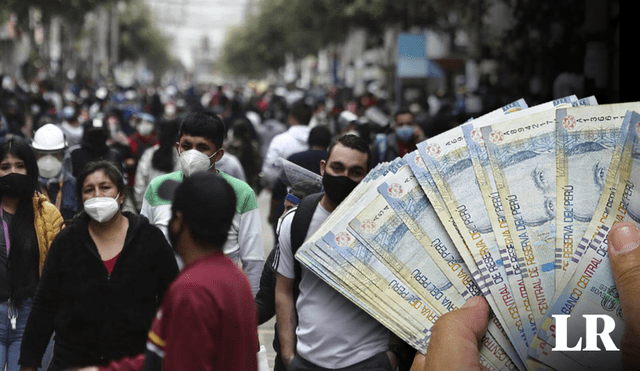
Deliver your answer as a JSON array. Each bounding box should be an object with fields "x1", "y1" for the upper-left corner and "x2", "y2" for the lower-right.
[{"x1": 0, "y1": 77, "x2": 488, "y2": 213}]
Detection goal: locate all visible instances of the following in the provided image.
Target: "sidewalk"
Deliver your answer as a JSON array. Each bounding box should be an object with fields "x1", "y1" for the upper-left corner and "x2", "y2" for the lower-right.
[{"x1": 257, "y1": 189, "x2": 278, "y2": 369}]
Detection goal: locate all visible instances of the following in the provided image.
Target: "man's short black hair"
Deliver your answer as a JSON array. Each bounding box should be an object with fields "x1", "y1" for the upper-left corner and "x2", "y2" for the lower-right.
[
  {"x1": 326, "y1": 134, "x2": 372, "y2": 171},
  {"x1": 178, "y1": 111, "x2": 226, "y2": 149},
  {"x1": 290, "y1": 102, "x2": 313, "y2": 126},
  {"x1": 394, "y1": 108, "x2": 414, "y2": 121},
  {"x1": 308, "y1": 126, "x2": 332, "y2": 149},
  {"x1": 313, "y1": 99, "x2": 326, "y2": 111},
  {"x1": 172, "y1": 172, "x2": 236, "y2": 249}
]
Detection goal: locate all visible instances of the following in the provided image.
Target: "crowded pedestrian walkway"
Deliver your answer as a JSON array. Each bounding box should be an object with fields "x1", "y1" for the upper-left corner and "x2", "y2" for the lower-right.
[
  {"x1": 0, "y1": 72, "x2": 638, "y2": 371},
  {"x1": 0, "y1": 76, "x2": 440, "y2": 370}
]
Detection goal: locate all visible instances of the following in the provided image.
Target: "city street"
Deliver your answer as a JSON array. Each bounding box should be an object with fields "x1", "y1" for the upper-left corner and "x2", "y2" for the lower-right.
[{"x1": 256, "y1": 189, "x2": 277, "y2": 369}]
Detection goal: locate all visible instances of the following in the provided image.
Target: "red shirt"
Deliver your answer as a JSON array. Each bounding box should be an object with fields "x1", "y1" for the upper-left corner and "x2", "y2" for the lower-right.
[
  {"x1": 398, "y1": 140, "x2": 416, "y2": 158},
  {"x1": 146, "y1": 251, "x2": 257, "y2": 371},
  {"x1": 100, "y1": 252, "x2": 258, "y2": 371},
  {"x1": 103, "y1": 252, "x2": 120, "y2": 275}
]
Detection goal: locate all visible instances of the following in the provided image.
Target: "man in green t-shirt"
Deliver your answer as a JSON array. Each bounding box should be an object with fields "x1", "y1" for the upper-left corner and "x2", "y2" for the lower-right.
[{"x1": 141, "y1": 111, "x2": 264, "y2": 296}]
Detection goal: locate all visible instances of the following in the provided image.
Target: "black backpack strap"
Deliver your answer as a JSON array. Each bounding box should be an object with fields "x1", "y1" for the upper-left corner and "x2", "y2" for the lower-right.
[{"x1": 290, "y1": 192, "x2": 324, "y2": 299}]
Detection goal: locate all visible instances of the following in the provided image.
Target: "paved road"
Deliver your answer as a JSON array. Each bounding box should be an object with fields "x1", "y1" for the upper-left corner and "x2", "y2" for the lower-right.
[{"x1": 256, "y1": 189, "x2": 278, "y2": 369}]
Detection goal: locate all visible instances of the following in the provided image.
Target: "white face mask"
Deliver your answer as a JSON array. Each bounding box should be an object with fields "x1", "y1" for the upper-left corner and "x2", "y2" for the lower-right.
[
  {"x1": 179, "y1": 149, "x2": 218, "y2": 177},
  {"x1": 316, "y1": 111, "x2": 327, "y2": 120},
  {"x1": 84, "y1": 192, "x2": 120, "y2": 223},
  {"x1": 37, "y1": 155, "x2": 63, "y2": 179},
  {"x1": 137, "y1": 121, "x2": 155, "y2": 136}
]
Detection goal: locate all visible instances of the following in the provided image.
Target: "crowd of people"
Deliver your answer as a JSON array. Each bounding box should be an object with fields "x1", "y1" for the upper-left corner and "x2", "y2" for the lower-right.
[{"x1": 0, "y1": 72, "x2": 637, "y2": 371}]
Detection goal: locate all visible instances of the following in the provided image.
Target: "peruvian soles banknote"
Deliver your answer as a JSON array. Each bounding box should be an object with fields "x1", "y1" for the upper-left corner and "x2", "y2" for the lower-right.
[
  {"x1": 555, "y1": 103, "x2": 640, "y2": 287},
  {"x1": 345, "y1": 163, "x2": 517, "y2": 370},
  {"x1": 405, "y1": 146, "x2": 533, "y2": 371},
  {"x1": 296, "y1": 160, "x2": 437, "y2": 352},
  {"x1": 309, "y1": 159, "x2": 517, "y2": 370},
  {"x1": 298, "y1": 156, "x2": 528, "y2": 370},
  {"x1": 480, "y1": 96, "x2": 597, "y2": 330},
  {"x1": 291, "y1": 96, "x2": 639, "y2": 370},
  {"x1": 416, "y1": 97, "x2": 585, "y2": 362},
  {"x1": 530, "y1": 110, "x2": 640, "y2": 370},
  {"x1": 460, "y1": 97, "x2": 605, "y2": 371}
]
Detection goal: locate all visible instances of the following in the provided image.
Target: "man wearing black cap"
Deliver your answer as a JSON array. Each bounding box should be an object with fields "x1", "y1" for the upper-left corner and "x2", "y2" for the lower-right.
[
  {"x1": 69, "y1": 118, "x2": 125, "y2": 177},
  {"x1": 88, "y1": 172, "x2": 258, "y2": 371}
]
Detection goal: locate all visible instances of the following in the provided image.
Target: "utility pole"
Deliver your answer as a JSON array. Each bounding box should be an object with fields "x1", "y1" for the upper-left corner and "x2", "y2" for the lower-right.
[{"x1": 110, "y1": 5, "x2": 119, "y2": 71}]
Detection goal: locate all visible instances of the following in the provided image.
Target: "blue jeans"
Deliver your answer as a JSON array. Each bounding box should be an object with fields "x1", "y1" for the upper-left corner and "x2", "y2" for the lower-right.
[{"x1": 0, "y1": 298, "x2": 53, "y2": 371}]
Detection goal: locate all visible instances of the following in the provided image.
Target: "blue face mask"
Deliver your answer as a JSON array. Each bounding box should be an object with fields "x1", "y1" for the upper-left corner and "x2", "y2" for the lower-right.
[{"x1": 396, "y1": 126, "x2": 415, "y2": 142}]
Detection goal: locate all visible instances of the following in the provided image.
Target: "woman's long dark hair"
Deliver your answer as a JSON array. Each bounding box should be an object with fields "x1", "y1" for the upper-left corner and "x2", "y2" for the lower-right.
[
  {"x1": 151, "y1": 119, "x2": 180, "y2": 173},
  {"x1": 0, "y1": 137, "x2": 40, "y2": 307}
]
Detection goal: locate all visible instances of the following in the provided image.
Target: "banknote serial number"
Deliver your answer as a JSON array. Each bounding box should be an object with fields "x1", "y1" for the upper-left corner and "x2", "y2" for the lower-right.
[
  {"x1": 502, "y1": 121, "x2": 553, "y2": 136},
  {"x1": 445, "y1": 136, "x2": 464, "y2": 146},
  {"x1": 576, "y1": 115, "x2": 624, "y2": 123}
]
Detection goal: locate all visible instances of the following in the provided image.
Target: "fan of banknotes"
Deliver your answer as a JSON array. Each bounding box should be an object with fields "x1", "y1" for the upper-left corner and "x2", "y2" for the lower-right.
[{"x1": 295, "y1": 96, "x2": 640, "y2": 371}]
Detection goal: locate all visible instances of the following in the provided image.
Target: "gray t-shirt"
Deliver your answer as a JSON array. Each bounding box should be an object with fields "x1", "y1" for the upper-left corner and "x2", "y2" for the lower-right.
[{"x1": 277, "y1": 204, "x2": 389, "y2": 368}]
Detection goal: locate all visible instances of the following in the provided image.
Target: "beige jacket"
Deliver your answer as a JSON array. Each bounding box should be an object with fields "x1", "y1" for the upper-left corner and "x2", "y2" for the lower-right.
[{"x1": 32, "y1": 193, "x2": 64, "y2": 275}]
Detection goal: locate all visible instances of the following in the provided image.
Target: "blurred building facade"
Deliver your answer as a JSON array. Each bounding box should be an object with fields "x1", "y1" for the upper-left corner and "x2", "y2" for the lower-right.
[{"x1": 280, "y1": 0, "x2": 619, "y2": 112}]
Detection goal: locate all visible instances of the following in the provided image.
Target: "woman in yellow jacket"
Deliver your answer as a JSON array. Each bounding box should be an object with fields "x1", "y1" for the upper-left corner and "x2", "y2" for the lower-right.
[{"x1": 0, "y1": 137, "x2": 63, "y2": 371}]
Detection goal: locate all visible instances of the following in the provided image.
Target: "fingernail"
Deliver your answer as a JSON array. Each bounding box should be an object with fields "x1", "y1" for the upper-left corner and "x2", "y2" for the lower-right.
[
  {"x1": 462, "y1": 296, "x2": 482, "y2": 309},
  {"x1": 609, "y1": 224, "x2": 640, "y2": 254}
]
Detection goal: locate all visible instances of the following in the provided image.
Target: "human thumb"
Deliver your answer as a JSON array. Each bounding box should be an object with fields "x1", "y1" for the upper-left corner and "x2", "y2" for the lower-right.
[
  {"x1": 608, "y1": 221, "x2": 640, "y2": 370},
  {"x1": 423, "y1": 296, "x2": 490, "y2": 371}
]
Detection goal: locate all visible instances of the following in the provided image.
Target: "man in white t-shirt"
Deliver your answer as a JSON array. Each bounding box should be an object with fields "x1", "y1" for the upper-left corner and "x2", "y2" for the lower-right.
[
  {"x1": 261, "y1": 102, "x2": 312, "y2": 189},
  {"x1": 275, "y1": 135, "x2": 397, "y2": 371}
]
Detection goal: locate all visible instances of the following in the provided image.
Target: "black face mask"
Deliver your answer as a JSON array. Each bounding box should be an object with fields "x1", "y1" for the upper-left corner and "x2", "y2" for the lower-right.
[
  {"x1": 322, "y1": 172, "x2": 359, "y2": 206},
  {"x1": 0, "y1": 173, "x2": 31, "y2": 199}
]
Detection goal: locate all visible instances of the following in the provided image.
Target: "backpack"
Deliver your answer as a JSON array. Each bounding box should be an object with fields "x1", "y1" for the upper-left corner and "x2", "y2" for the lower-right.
[
  {"x1": 270, "y1": 192, "x2": 323, "y2": 300},
  {"x1": 289, "y1": 192, "x2": 324, "y2": 300},
  {"x1": 268, "y1": 192, "x2": 322, "y2": 362}
]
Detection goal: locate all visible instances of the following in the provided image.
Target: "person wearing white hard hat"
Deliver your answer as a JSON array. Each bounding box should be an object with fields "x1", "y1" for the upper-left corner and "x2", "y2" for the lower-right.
[{"x1": 31, "y1": 124, "x2": 78, "y2": 222}]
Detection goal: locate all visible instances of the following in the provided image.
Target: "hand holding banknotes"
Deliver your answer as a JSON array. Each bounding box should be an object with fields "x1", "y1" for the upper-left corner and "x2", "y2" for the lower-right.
[
  {"x1": 410, "y1": 221, "x2": 640, "y2": 371},
  {"x1": 607, "y1": 221, "x2": 640, "y2": 370},
  {"x1": 409, "y1": 296, "x2": 490, "y2": 371}
]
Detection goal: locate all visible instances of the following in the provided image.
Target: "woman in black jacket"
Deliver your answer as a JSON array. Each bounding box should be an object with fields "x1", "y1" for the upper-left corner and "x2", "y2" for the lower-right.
[{"x1": 19, "y1": 161, "x2": 179, "y2": 371}]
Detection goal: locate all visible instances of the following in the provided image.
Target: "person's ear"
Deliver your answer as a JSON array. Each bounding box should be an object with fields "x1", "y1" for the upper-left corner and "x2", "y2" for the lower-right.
[
  {"x1": 169, "y1": 211, "x2": 184, "y2": 235},
  {"x1": 320, "y1": 159, "x2": 326, "y2": 176},
  {"x1": 213, "y1": 148, "x2": 224, "y2": 162},
  {"x1": 175, "y1": 142, "x2": 180, "y2": 154},
  {"x1": 117, "y1": 191, "x2": 126, "y2": 205}
]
